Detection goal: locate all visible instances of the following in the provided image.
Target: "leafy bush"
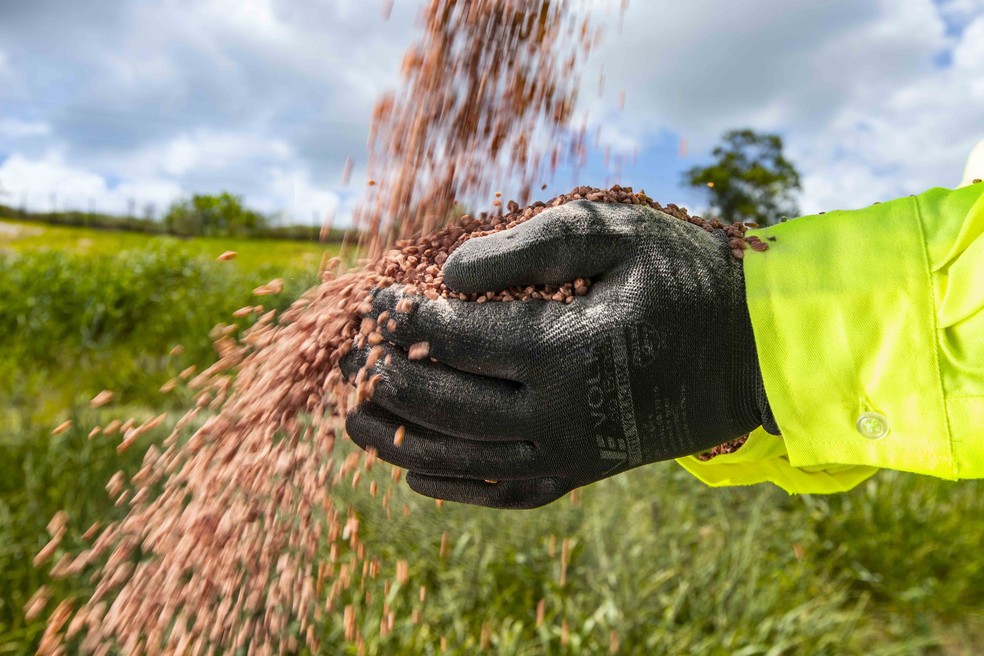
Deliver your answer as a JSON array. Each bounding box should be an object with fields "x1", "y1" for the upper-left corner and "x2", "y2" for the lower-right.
[{"x1": 0, "y1": 244, "x2": 316, "y2": 417}]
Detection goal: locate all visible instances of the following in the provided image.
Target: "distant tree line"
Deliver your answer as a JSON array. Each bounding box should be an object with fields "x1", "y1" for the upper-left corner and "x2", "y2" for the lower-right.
[
  {"x1": 0, "y1": 192, "x2": 347, "y2": 242},
  {"x1": 3, "y1": 133, "x2": 803, "y2": 239}
]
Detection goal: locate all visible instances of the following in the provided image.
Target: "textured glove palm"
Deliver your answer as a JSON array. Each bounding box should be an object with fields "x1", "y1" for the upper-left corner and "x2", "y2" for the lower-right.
[{"x1": 341, "y1": 201, "x2": 779, "y2": 509}]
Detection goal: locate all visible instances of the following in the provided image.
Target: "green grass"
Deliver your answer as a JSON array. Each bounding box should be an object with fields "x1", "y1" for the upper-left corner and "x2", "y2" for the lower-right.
[
  {"x1": 2, "y1": 224, "x2": 983, "y2": 654},
  {"x1": 0, "y1": 227, "x2": 329, "y2": 651},
  {"x1": 328, "y1": 462, "x2": 984, "y2": 655},
  {"x1": 7, "y1": 417, "x2": 984, "y2": 655},
  {"x1": 0, "y1": 218, "x2": 331, "y2": 273}
]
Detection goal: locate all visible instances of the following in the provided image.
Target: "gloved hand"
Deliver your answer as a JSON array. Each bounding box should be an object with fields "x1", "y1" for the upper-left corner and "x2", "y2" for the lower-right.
[{"x1": 341, "y1": 200, "x2": 780, "y2": 509}]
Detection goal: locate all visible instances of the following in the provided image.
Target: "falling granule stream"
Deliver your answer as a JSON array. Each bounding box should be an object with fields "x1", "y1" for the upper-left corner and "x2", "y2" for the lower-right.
[
  {"x1": 38, "y1": 183, "x2": 765, "y2": 653},
  {"x1": 353, "y1": 0, "x2": 605, "y2": 259},
  {"x1": 25, "y1": 1, "x2": 778, "y2": 653}
]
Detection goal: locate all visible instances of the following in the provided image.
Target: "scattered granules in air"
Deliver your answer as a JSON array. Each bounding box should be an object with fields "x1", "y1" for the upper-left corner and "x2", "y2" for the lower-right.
[
  {"x1": 89, "y1": 390, "x2": 114, "y2": 408},
  {"x1": 24, "y1": 586, "x2": 51, "y2": 622},
  {"x1": 252, "y1": 277, "x2": 284, "y2": 296},
  {"x1": 50, "y1": 421, "x2": 72, "y2": 436}
]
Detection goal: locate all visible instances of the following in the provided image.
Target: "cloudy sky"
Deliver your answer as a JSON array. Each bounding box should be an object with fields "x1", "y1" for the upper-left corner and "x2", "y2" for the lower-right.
[{"x1": 1, "y1": 0, "x2": 982, "y2": 225}]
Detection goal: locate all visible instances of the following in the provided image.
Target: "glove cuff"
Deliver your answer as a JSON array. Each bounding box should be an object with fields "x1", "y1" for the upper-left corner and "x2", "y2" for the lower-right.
[
  {"x1": 753, "y1": 361, "x2": 782, "y2": 436},
  {"x1": 736, "y1": 256, "x2": 781, "y2": 436}
]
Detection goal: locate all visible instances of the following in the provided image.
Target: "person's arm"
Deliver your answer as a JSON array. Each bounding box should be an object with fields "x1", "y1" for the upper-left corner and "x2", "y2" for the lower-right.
[{"x1": 677, "y1": 181, "x2": 984, "y2": 491}]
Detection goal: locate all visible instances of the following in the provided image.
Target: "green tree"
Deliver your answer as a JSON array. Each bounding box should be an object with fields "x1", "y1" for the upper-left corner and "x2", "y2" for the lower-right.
[
  {"x1": 684, "y1": 129, "x2": 801, "y2": 226},
  {"x1": 163, "y1": 192, "x2": 267, "y2": 237}
]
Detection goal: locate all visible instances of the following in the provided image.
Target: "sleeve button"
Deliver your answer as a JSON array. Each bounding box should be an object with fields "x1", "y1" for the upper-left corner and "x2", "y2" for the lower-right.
[{"x1": 856, "y1": 412, "x2": 890, "y2": 440}]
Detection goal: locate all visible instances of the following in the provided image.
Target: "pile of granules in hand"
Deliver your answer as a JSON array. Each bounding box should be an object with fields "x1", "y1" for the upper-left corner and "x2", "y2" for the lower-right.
[
  {"x1": 36, "y1": 185, "x2": 765, "y2": 653},
  {"x1": 373, "y1": 183, "x2": 767, "y2": 303},
  {"x1": 695, "y1": 436, "x2": 751, "y2": 461}
]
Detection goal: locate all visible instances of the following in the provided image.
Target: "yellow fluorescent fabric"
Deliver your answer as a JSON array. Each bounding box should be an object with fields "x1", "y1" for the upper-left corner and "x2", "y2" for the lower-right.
[
  {"x1": 674, "y1": 428, "x2": 878, "y2": 494},
  {"x1": 676, "y1": 183, "x2": 984, "y2": 492}
]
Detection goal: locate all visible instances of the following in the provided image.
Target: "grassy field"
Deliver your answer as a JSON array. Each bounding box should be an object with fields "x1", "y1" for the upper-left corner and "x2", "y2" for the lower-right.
[
  {"x1": 0, "y1": 219, "x2": 332, "y2": 421},
  {"x1": 0, "y1": 218, "x2": 331, "y2": 273},
  {"x1": 2, "y1": 223, "x2": 983, "y2": 655}
]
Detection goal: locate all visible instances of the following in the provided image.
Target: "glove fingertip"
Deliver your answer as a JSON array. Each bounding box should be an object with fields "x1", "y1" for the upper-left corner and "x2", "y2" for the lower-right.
[
  {"x1": 338, "y1": 344, "x2": 367, "y2": 381},
  {"x1": 405, "y1": 472, "x2": 570, "y2": 510},
  {"x1": 344, "y1": 409, "x2": 370, "y2": 449},
  {"x1": 442, "y1": 240, "x2": 498, "y2": 294}
]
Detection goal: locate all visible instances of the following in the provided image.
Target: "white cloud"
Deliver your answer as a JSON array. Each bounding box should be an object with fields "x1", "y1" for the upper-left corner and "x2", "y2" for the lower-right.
[
  {"x1": 0, "y1": 152, "x2": 185, "y2": 216},
  {"x1": 954, "y1": 14, "x2": 984, "y2": 70},
  {"x1": 0, "y1": 153, "x2": 112, "y2": 211},
  {"x1": 595, "y1": 122, "x2": 641, "y2": 156},
  {"x1": 0, "y1": 136, "x2": 347, "y2": 221},
  {"x1": 580, "y1": 0, "x2": 984, "y2": 215},
  {"x1": 145, "y1": 131, "x2": 292, "y2": 179},
  {"x1": 789, "y1": 11, "x2": 984, "y2": 213},
  {"x1": 267, "y1": 167, "x2": 342, "y2": 226},
  {"x1": 196, "y1": 0, "x2": 292, "y2": 43},
  {"x1": 0, "y1": 130, "x2": 354, "y2": 222},
  {"x1": 0, "y1": 119, "x2": 51, "y2": 138},
  {"x1": 0, "y1": 48, "x2": 25, "y2": 96},
  {"x1": 0, "y1": 0, "x2": 413, "y2": 223}
]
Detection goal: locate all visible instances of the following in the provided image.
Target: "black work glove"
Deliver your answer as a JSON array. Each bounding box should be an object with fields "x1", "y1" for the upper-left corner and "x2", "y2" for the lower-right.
[{"x1": 341, "y1": 201, "x2": 780, "y2": 509}]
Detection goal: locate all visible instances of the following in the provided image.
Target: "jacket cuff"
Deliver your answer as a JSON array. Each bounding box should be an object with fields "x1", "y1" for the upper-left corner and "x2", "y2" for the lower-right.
[
  {"x1": 742, "y1": 192, "x2": 956, "y2": 478},
  {"x1": 675, "y1": 428, "x2": 878, "y2": 494}
]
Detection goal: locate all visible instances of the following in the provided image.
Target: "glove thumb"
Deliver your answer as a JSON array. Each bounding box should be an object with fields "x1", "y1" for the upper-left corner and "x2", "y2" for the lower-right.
[{"x1": 442, "y1": 200, "x2": 634, "y2": 294}]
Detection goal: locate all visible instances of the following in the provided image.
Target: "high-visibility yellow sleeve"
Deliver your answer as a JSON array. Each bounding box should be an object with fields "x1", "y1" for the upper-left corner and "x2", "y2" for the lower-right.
[{"x1": 676, "y1": 182, "x2": 984, "y2": 492}]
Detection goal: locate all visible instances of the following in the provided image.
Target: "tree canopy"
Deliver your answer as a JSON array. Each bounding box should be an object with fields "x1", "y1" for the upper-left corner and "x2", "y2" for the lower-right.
[
  {"x1": 163, "y1": 192, "x2": 267, "y2": 237},
  {"x1": 684, "y1": 129, "x2": 801, "y2": 226}
]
